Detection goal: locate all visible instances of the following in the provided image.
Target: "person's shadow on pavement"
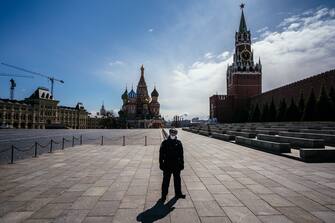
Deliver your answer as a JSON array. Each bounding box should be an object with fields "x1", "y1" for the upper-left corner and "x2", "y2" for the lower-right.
[{"x1": 136, "y1": 197, "x2": 178, "y2": 223}]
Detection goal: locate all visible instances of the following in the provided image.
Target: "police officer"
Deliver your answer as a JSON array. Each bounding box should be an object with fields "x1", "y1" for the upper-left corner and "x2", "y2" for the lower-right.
[{"x1": 159, "y1": 128, "x2": 186, "y2": 201}]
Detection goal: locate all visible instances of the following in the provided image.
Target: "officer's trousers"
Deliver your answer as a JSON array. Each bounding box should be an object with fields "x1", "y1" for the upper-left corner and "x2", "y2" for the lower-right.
[{"x1": 161, "y1": 170, "x2": 182, "y2": 197}]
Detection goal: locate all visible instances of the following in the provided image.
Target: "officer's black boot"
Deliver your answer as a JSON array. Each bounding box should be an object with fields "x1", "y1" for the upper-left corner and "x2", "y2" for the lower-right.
[
  {"x1": 160, "y1": 195, "x2": 166, "y2": 202},
  {"x1": 175, "y1": 194, "x2": 186, "y2": 199}
]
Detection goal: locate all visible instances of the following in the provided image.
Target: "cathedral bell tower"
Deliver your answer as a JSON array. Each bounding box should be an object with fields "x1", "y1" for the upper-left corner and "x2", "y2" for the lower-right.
[
  {"x1": 136, "y1": 65, "x2": 150, "y2": 116},
  {"x1": 226, "y1": 4, "x2": 262, "y2": 99}
]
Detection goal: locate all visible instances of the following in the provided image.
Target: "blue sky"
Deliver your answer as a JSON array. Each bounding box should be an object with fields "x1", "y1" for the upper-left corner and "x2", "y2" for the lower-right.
[{"x1": 1, "y1": 0, "x2": 335, "y2": 120}]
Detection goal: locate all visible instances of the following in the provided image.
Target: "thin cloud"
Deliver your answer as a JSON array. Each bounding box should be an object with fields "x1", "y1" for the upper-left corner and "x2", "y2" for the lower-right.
[
  {"x1": 257, "y1": 26, "x2": 269, "y2": 33},
  {"x1": 109, "y1": 60, "x2": 125, "y2": 66},
  {"x1": 216, "y1": 51, "x2": 230, "y2": 60},
  {"x1": 204, "y1": 52, "x2": 214, "y2": 59},
  {"x1": 278, "y1": 14, "x2": 302, "y2": 28}
]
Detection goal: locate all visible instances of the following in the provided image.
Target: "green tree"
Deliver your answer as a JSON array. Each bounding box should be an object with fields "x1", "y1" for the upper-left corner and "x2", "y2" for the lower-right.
[
  {"x1": 316, "y1": 85, "x2": 333, "y2": 121},
  {"x1": 303, "y1": 88, "x2": 317, "y2": 121},
  {"x1": 248, "y1": 105, "x2": 254, "y2": 122},
  {"x1": 286, "y1": 98, "x2": 300, "y2": 121},
  {"x1": 118, "y1": 110, "x2": 127, "y2": 128},
  {"x1": 233, "y1": 107, "x2": 249, "y2": 123},
  {"x1": 298, "y1": 92, "x2": 305, "y2": 120},
  {"x1": 329, "y1": 86, "x2": 335, "y2": 107},
  {"x1": 329, "y1": 87, "x2": 335, "y2": 121},
  {"x1": 268, "y1": 98, "x2": 277, "y2": 122},
  {"x1": 99, "y1": 116, "x2": 120, "y2": 129},
  {"x1": 251, "y1": 104, "x2": 261, "y2": 122},
  {"x1": 239, "y1": 108, "x2": 249, "y2": 123},
  {"x1": 277, "y1": 99, "x2": 287, "y2": 122},
  {"x1": 232, "y1": 108, "x2": 240, "y2": 123},
  {"x1": 261, "y1": 103, "x2": 270, "y2": 122}
]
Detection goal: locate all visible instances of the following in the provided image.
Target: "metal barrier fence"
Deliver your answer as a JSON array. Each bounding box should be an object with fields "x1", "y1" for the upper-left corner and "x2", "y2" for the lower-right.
[{"x1": 0, "y1": 129, "x2": 165, "y2": 165}]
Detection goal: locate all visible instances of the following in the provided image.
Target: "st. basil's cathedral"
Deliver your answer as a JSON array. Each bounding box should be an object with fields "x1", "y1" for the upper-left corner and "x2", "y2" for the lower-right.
[{"x1": 120, "y1": 65, "x2": 163, "y2": 128}]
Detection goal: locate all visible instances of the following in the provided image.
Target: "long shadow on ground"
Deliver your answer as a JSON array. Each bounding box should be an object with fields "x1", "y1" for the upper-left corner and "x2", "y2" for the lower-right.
[{"x1": 136, "y1": 197, "x2": 178, "y2": 223}]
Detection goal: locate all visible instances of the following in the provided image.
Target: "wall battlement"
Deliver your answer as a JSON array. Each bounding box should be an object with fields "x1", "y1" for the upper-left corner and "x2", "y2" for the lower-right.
[{"x1": 251, "y1": 69, "x2": 335, "y2": 107}]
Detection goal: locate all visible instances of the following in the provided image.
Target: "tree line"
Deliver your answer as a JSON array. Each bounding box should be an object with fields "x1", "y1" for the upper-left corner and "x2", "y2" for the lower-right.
[{"x1": 234, "y1": 85, "x2": 335, "y2": 122}]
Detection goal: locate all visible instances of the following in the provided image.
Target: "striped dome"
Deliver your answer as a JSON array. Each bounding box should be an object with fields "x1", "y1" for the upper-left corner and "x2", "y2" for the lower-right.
[
  {"x1": 128, "y1": 89, "x2": 137, "y2": 98},
  {"x1": 121, "y1": 89, "x2": 128, "y2": 100},
  {"x1": 151, "y1": 87, "x2": 159, "y2": 97}
]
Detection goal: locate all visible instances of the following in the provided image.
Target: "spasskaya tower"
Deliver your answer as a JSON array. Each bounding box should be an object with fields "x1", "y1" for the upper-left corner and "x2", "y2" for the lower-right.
[{"x1": 226, "y1": 3, "x2": 262, "y2": 98}]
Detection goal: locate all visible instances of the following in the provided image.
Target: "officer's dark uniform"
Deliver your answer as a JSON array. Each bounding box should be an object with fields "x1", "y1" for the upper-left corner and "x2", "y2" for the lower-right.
[{"x1": 159, "y1": 135, "x2": 184, "y2": 198}]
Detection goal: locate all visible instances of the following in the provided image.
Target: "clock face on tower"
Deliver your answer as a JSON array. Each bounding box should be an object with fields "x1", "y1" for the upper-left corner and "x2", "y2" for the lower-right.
[{"x1": 241, "y1": 50, "x2": 250, "y2": 61}]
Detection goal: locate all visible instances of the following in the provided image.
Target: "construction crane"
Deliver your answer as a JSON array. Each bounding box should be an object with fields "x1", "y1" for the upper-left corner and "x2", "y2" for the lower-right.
[
  {"x1": 1, "y1": 62, "x2": 64, "y2": 97},
  {"x1": 10, "y1": 79, "x2": 16, "y2": 100},
  {"x1": 0, "y1": 73, "x2": 34, "y2": 100}
]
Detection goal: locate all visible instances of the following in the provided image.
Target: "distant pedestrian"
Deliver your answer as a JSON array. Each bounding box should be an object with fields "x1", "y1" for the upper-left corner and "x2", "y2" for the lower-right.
[{"x1": 159, "y1": 128, "x2": 186, "y2": 202}]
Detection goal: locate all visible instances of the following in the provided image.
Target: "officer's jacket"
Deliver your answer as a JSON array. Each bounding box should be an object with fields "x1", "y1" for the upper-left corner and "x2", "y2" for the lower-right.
[{"x1": 159, "y1": 137, "x2": 184, "y2": 171}]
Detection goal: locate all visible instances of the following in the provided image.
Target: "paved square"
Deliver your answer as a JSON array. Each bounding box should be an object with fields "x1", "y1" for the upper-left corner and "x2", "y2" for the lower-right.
[{"x1": 1, "y1": 129, "x2": 335, "y2": 222}]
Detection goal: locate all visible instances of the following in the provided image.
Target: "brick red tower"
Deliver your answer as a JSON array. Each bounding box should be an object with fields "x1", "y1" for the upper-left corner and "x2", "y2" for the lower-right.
[{"x1": 227, "y1": 4, "x2": 262, "y2": 99}]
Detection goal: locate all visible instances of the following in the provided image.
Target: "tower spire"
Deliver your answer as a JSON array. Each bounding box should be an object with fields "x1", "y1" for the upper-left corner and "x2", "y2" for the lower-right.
[
  {"x1": 239, "y1": 3, "x2": 247, "y2": 33},
  {"x1": 141, "y1": 64, "x2": 144, "y2": 76},
  {"x1": 137, "y1": 64, "x2": 149, "y2": 100}
]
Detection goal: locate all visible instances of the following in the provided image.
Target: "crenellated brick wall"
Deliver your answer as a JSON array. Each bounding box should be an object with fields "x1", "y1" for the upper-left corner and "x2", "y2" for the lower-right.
[{"x1": 250, "y1": 70, "x2": 335, "y2": 108}]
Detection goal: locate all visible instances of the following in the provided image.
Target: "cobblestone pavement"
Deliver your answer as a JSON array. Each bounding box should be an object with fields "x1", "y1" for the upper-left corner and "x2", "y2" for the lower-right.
[{"x1": 1, "y1": 129, "x2": 335, "y2": 223}]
